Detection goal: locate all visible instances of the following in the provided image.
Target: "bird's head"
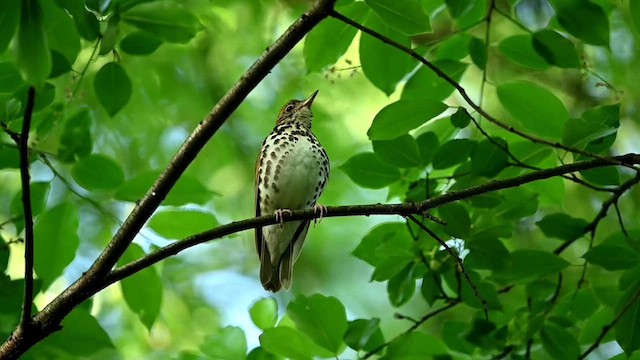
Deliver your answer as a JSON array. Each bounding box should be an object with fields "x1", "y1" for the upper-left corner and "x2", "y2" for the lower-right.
[{"x1": 275, "y1": 90, "x2": 318, "y2": 129}]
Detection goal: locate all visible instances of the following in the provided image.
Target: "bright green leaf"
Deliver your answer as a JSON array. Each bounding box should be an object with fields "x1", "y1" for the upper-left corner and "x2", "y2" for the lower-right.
[
  {"x1": 72, "y1": 154, "x2": 125, "y2": 191},
  {"x1": 583, "y1": 243, "x2": 640, "y2": 271},
  {"x1": 468, "y1": 37, "x2": 487, "y2": 70},
  {"x1": 364, "y1": 0, "x2": 431, "y2": 35},
  {"x1": 402, "y1": 60, "x2": 467, "y2": 102},
  {"x1": 344, "y1": 318, "x2": 384, "y2": 352},
  {"x1": 99, "y1": 16, "x2": 120, "y2": 55},
  {"x1": 122, "y1": 2, "x2": 203, "y2": 43},
  {"x1": 562, "y1": 118, "x2": 615, "y2": 149},
  {"x1": 0, "y1": 62, "x2": 24, "y2": 93},
  {"x1": 249, "y1": 298, "x2": 278, "y2": 330},
  {"x1": 382, "y1": 332, "x2": 447, "y2": 359},
  {"x1": 339, "y1": 152, "x2": 401, "y2": 188},
  {"x1": 287, "y1": 294, "x2": 347, "y2": 354},
  {"x1": 34, "y1": 202, "x2": 79, "y2": 289},
  {"x1": 497, "y1": 81, "x2": 569, "y2": 139},
  {"x1": 416, "y1": 131, "x2": 439, "y2": 166},
  {"x1": 57, "y1": 108, "x2": 93, "y2": 162},
  {"x1": 498, "y1": 34, "x2": 550, "y2": 70},
  {"x1": 117, "y1": 243, "x2": 162, "y2": 330},
  {"x1": 541, "y1": 323, "x2": 580, "y2": 360},
  {"x1": 532, "y1": 29, "x2": 581, "y2": 68},
  {"x1": 115, "y1": 170, "x2": 215, "y2": 206},
  {"x1": 14, "y1": 0, "x2": 51, "y2": 85},
  {"x1": 148, "y1": 210, "x2": 217, "y2": 239},
  {"x1": 0, "y1": 0, "x2": 20, "y2": 54},
  {"x1": 580, "y1": 167, "x2": 620, "y2": 186},
  {"x1": 54, "y1": 0, "x2": 100, "y2": 41},
  {"x1": 387, "y1": 263, "x2": 415, "y2": 306},
  {"x1": 259, "y1": 327, "x2": 331, "y2": 360},
  {"x1": 368, "y1": 99, "x2": 448, "y2": 140},
  {"x1": 435, "y1": 33, "x2": 471, "y2": 60},
  {"x1": 10, "y1": 182, "x2": 50, "y2": 232},
  {"x1": 372, "y1": 134, "x2": 422, "y2": 168},
  {"x1": 200, "y1": 326, "x2": 247, "y2": 360},
  {"x1": 536, "y1": 213, "x2": 588, "y2": 241},
  {"x1": 94, "y1": 62, "x2": 132, "y2": 116}
]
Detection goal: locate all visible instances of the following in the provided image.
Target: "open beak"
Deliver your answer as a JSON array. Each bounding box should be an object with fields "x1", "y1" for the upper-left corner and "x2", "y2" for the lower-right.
[{"x1": 301, "y1": 90, "x2": 319, "y2": 109}]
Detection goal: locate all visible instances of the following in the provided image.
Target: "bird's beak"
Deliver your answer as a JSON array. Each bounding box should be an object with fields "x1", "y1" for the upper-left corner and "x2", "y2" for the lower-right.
[{"x1": 301, "y1": 90, "x2": 319, "y2": 109}]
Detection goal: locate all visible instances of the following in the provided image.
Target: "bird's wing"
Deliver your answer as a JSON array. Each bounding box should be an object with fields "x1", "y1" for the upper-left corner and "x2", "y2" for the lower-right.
[{"x1": 255, "y1": 147, "x2": 274, "y2": 288}]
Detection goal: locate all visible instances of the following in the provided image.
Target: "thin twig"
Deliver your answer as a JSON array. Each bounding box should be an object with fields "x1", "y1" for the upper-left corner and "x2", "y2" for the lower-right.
[
  {"x1": 406, "y1": 214, "x2": 488, "y2": 320},
  {"x1": 18, "y1": 87, "x2": 36, "y2": 333}
]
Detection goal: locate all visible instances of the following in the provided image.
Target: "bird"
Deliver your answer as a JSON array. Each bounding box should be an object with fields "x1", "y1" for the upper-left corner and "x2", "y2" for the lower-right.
[{"x1": 255, "y1": 90, "x2": 330, "y2": 292}]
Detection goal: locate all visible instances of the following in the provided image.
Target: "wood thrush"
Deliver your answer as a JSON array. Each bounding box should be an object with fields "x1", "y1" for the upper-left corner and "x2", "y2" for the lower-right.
[{"x1": 255, "y1": 90, "x2": 330, "y2": 292}]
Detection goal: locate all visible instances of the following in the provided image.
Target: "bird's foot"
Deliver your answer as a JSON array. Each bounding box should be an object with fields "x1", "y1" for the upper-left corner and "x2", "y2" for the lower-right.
[
  {"x1": 274, "y1": 209, "x2": 293, "y2": 228},
  {"x1": 313, "y1": 204, "x2": 328, "y2": 226}
]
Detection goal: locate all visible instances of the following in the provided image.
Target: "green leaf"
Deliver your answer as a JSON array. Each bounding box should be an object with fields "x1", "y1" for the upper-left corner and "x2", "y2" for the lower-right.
[
  {"x1": 466, "y1": 236, "x2": 510, "y2": 271},
  {"x1": 249, "y1": 298, "x2": 278, "y2": 330},
  {"x1": 498, "y1": 34, "x2": 550, "y2": 70},
  {"x1": 614, "y1": 283, "x2": 640, "y2": 355},
  {"x1": 387, "y1": 263, "x2": 416, "y2": 306},
  {"x1": 57, "y1": 108, "x2": 93, "y2": 162},
  {"x1": 0, "y1": 144, "x2": 19, "y2": 169},
  {"x1": 0, "y1": 62, "x2": 24, "y2": 93},
  {"x1": 14, "y1": 0, "x2": 51, "y2": 85},
  {"x1": 382, "y1": 332, "x2": 447, "y2": 359},
  {"x1": 548, "y1": 0, "x2": 610, "y2": 46},
  {"x1": 470, "y1": 138, "x2": 508, "y2": 177},
  {"x1": 115, "y1": 170, "x2": 215, "y2": 206},
  {"x1": 246, "y1": 347, "x2": 277, "y2": 360},
  {"x1": 562, "y1": 118, "x2": 615, "y2": 149},
  {"x1": 367, "y1": 99, "x2": 448, "y2": 140},
  {"x1": 438, "y1": 203, "x2": 470, "y2": 238},
  {"x1": 94, "y1": 62, "x2": 132, "y2": 116},
  {"x1": 54, "y1": 0, "x2": 100, "y2": 41},
  {"x1": 34, "y1": 202, "x2": 79, "y2": 289},
  {"x1": 117, "y1": 243, "x2": 162, "y2": 330},
  {"x1": 445, "y1": 0, "x2": 486, "y2": 27},
  {"x1": 148, "y1": 210, "x2": 217, "y2": 239},
  {"x1": 42, "y1": 0, "x2": 80, "y2": 68},
  {"x1": 540, "y1": 323, "x2": 580, "y2": 360},
  {"x1": 99, "y1": 16, "x2": 120, "y2": 55},
  {"x1": 492, "y1": 250, "x2": 569, "y2": 284},
  {"x1": 10, "y1": 182, "x2": 50, "y2": 232},
  {"x1": 532, "y1": 30, "x2": 581, "y2": 68},
  {"x1": 536, "y1": 213, "x2": 588, "y2": 241},
  {"x1": 364, "y1": 0, "x2": 431, "y2": 35},
  {"x1": 497, "y1": 81, "x2": 569, "y2": 139},
  {"x1": 432, "y1": 139, "x2": 475, "y2": 169},
  {"x1": 120, "y1": 31, "x2": 163, "y2": 55},
  {"x1": 339, "y1": 152, "x2": 401, "y2": 189},
  {"x1": 72, "y1": 154, "x2": 125, "y2": 191},
  {"x1": 580, "y1": 167, "x2": 620, "y2": 186},
  {"x1": 581, "y1": 104, "x2": 620, "y2": 153},
  {"x1": 421, "y1": 273, "x2": 440, "y2": 305},
  {"x1": 353, "y1": 223, "x2": 416, "y2": 281},
  {"x1": 344, "y1": 318, "x2": 384, "y2": 352},
  {"x1": 360, "y1": 14, "x2": 414, "y2": 95},
  {"x1": 631, "y1": 0, "x2": 640, "y2": 34},
  {"x1": 468, "y1": 37, "x2": 487, "y2": 70},
  {"x1": 450, "y1": 107, "x2": 471, "y2": 128},
  {"x1": 372, "y1": 134, "x2": 422, "y2": 168},
  {"x1": 287, "y1": 294, "x2": 347, "y2": 354},
  {"x1": 122, "y1": 2, "x2": 203, "y2": 43},
  {"x1": 401, "y1": 60, "x2": 467, "y2": 102},
  {"x1": 304, "y1": 2, "x2": 367, "y2": 73},
  {"x1": 435, "y1": 33, "x2": 471, "y2": 60},
  {"x1": 200, "y1": 326, "x2": 247, "y2": 360},
  {"x1": 0, "y1": 0, "x2": 20, "y2": 55},
  {"x1": 583, "y1": 244, "x2": 640, "y2": 271},
  {"x1": 259, "y1": 327, "x2": 331, "y2": 360},
  {"x1": 416, "y1": 131, "x2": 439, "y2": 166}
]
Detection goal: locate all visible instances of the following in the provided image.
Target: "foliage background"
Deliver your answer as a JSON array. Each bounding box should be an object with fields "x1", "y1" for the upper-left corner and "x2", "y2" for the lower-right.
[{"x1": 1, "y1": 0, "x2": 640, "y2": 359}]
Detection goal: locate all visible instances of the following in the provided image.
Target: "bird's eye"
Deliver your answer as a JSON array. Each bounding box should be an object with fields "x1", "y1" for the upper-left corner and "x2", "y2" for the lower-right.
[{"x1": 285, "y1": 104, "x2": 295, "y2": 112}]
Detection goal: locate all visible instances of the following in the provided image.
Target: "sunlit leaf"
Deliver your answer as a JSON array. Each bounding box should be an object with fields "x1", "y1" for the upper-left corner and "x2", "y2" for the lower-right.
[
  {"x1": 498, "y1": 34, "x2": 550, "y2": 70},
  {"x1": 72, "y1": 154, "x2": 125, "y2": 191},
  {"x1": 532, "y1": 30, "x2": 581, "y2": 68},
  {"x1": 0, "y1": 0, "x2": 19, "y2": 54},
  {"x1": 372, "y1": 134, "x2": 422, "y2": 168},
  {"x1": 344, "y1": 318, "x2": 384, "y2": 351},
  {"x1": 583, "y1": 243, "x2": 640, "y2": 271},
  {"x1": 287, "y1": 294, "x2": 347, "y2": 354},
  {"x1": 122, "y1": 2, "x2": 203, "y2": 43},
  {"x1": 115, "y1": 170, "x2": 215, "y2": 206},
  {"x1": 339, "y1": 152, "x2": 401, "y2": 188},
  {"x1": 94, "y1": 62, "x2": 132, "y2": 116},
  {"x1": 367, "y1": 100, "x2": 448, "y2": 140},
  {"x1": 260, "y1": 327, "x2": 331, "y2": 360},
  {"x1": 249, "y1": 298, "x2": 278, "y2": 331},
  {"x1": 14, "y1": 0, "x2": 51, "y2": 85},
  {"x1": 200, "y1": 326, "x2": 247, "y2": 360},
  {"x1": 382, "y1": 332, "x2": 447, "y2": 359},
  {"x1": 364, "y1": 0, "x2": 431, "y2": 35}
]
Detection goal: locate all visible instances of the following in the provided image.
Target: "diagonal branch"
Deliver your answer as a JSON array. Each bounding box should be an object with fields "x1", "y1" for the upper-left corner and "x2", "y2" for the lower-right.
[
  {"x1": 329, "y1": 10, "x2": 637, "y2": 171},
  {"x1": 18, "y1": 87, "x2": 36, "y2": 333}
]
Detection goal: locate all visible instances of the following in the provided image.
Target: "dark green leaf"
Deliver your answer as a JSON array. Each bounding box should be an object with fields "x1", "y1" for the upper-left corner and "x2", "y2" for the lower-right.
[
  {"x1": 470, "y1": 138, "x2": 508, "y2": 177},
  {"x1": 0, "y1": 144, "x2": 19, "y2": 169},
  {"x1": 580, "y1": 167, "x2": 620, "y2": 186},
  {"x1": 120, "y1": 31, "x2": 163, "y2": 55},
  {"x1": 582, "y1": 104, "x2": 620, "y2": 153},
  {"x1": 85, "y1": 0, "x2": 111, "y2": 16},
  {"x1": 304, "y1": 2, "x2": 367, "y2": 72},
  {"x1": 435, "y1": 33, "x2": 471, "y2": 60},
  {"x1": 632, "y1": 0, "x2": 640, "y2": 33},
  {"x1": 72, "y1": 154, "x2": 125, "y2": 191},
  {"x1": 364, "y1": 0, "x2": 431, "y2": 35},
  {"x1": 287, "y1": 294, "x2": 347, "y2": 353},
  {"x1": 443, "y1": 321, "x2": 475, "y2": 355},
  {"x1": 0, "y1": 62, "x2": 24, "y2": 93},
  {"x1": 532, "y1": 30, "x2": 581, "y2": 68},
  {"x1": 259, "y1": 327, "x2": 331, "y2": 360},
  {"x1": 466, "y1": 236, "x2": 510, "y2": 271},
  {"x1": 382, "y1": 332, "x2": 447, "y2": 359},
  {"x1": 115, "y1": 170, "x2": 215, "y2": 206},
  {"x1": 387, "y1": 263, "x2": 416, "y2": 306},
  {"x1": 360, "y1": 14, "x2": 415, "y2": 95},
  {"x1": 446, "y1": 0, "x2": 486, "y2": 27},
  {"x1": 200, "y1": 326, "x2": 247, "y2": 360},
  {"x1": 34, "y1": 202, "x2": 79, "y2": 289},
  {"x1": 94, "y1": 62, "x2": 132, "y2": 116},
  {"x1": 368, "y1": 99, "x2": 448, "y2": 140},
  {"x1": 148, "y1": 210, "x2": 217, "y2": 239},
  {"x1": 339, "y1": 152, "x2": 401, "y2": 188},
  {"x1": 249, "y1": 298, "x2": 278, "y2": 330},
  {"x1": 42, "y1": 0, "x2": 80, "y2": 67},
  {"x1": 402, "y1": 60, "x2": 467, "y2": 102},
  {"x1": 10, "y1": 182, "x2": 50, "y2": 232},
  {"x1": 372, "y1": 134, "x2": 422, "y2": 168},
  {"x1": 450, "y1": 107, "x2": 471, "y2": 128},
  {"x1": 614, "y1": 283, "x2": 640, "y2": 355},
  {"x1": 438, "y1": 203, "x2": 470, "y2": 238},
  {"x1": 99, "y1": 16, "x2": 120, "y2": 55},
  {"x1": 583, "y1": 243, "x2": 640, "y2": 271},
  {"x1": 352, "y1": 223, "x2": 415, "y2": 280},
  {"x1": 562, "y1": 118, "x2": 615, "y2": 149},
  {"x1": 468, "y1": 37, "x2": 487, "y2": 70},
  {"x1": 492, "y1": 250, "x2": 569, "y2": 284},
  {"x1": 57, "y1": 108, "x2": 93, "y2": 162},
  {"x1": 421, "y1": 273, "x2": 440, "y2": 306},
  {"x1": 0, "y1": 0, "x2": 19, "y2": 54},
  {"x1": 493, "y1": 187, "x2": 539, "y2": 220},
  {"x1": 344, "y1": 318, "x2": 384, "y2": 352},
  {"x1": 54, "y1": 0, "x2": 100, "y2": 41},
  {"x1": 497, "y1": 81, "x2": 568, "y2": 139},
  {"x1": 14, "y1": 0, "x2": 51, "y2": 85},
  {"x1": 464, "y1": 318, "x2": 497, "y2": 348},
  {"x1": 536, "y1": 213, "x2": 588, "y2": 241},
  {"x1": 0, "y1": 247, "x2": 9, "y2": 274},
  {"x1": 117, "y1": 243, "x2": 162, "y2": 329},
  {"x1": 122, "y1": 2, "x2": 203, "y2": 43},
  {"x1": 498, "y1": 34, "x2": 550, "y2": 70},
  {"x1": 415, "y1": 131, "x2": 439, "y2": 166},
  {"x1": 246, "y1": 347, "x2": 277, "y2": 360},
  {"x1": 432, "y1": 139, "x2": 475, "y2": 169},
  {"x1": 540, "y1": 323, "x2": 580, "y2": 360},
  {"x1": 548, "y1": 0, "x2": 610, "y2": 46},
  {"x1": 570, "y1": 288, "x2": 600, "y2": 320}
]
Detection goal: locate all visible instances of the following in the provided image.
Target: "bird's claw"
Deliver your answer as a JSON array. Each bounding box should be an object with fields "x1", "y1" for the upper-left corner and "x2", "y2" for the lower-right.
[
  {"x1": 274, "y1": 209, "x2": 293, "y2": 228},
  {"x1": 313, "y1": 204, "x2": 328, "y2": 226}
]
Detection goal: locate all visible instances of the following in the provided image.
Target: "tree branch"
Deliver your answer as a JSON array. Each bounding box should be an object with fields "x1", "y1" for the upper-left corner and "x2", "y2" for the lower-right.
[{"x1": 18, "y1": 87, "x2": 36, "y2": 333}]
